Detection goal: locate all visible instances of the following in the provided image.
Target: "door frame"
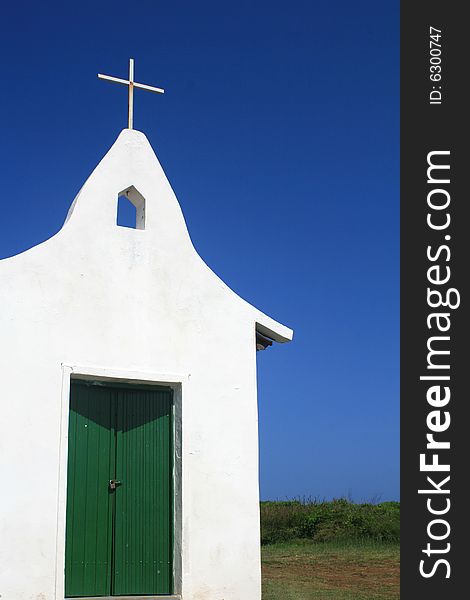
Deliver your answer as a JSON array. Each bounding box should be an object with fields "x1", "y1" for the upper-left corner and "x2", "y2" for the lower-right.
[{"x1": 56, "y1": 364, "x2": 186, "y2": 600}]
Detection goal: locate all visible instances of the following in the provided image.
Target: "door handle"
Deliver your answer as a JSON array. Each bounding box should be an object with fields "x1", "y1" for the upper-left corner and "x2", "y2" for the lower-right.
[{"x1": 109, "y1": 479, "x2": 122, "y2": 490}]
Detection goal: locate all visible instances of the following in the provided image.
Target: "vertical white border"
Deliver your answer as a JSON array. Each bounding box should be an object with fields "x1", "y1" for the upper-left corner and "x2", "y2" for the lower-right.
[{"x1": 55, "y1": 364, "x2": 187, "y2": 599}]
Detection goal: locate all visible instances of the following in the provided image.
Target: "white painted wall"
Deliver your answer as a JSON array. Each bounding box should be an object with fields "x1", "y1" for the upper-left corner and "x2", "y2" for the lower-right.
[{"x1": 0, "y1": 129, "x2": 292, "y2": 600}]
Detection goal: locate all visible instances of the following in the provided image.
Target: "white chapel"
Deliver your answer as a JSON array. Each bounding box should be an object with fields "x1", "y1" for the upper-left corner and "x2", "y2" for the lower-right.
[{"x1": 0, "y1": 60, "x2": 292, "y2": 600}]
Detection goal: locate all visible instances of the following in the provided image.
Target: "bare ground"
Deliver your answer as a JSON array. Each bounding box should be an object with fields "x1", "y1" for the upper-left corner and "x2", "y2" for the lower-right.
[{"x1": 261, "y1": 541, "x2": 400, "y2": 600}]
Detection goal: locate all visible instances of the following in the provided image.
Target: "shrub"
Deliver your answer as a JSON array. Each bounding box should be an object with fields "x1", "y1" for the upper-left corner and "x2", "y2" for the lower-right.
[{"x1": 260, "y1": 498, "x2": 400, "y2": 545}]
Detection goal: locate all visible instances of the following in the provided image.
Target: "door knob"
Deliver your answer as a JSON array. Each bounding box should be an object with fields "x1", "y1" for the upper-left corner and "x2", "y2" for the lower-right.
[{"x1": 109, "y1": 479, "x2": 122, "y2": 490}]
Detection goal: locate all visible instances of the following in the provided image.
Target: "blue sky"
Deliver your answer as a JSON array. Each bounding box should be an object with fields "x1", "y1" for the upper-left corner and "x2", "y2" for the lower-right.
[{"x1": 0, "y1": 0, "x2": 399, "y2": 501}]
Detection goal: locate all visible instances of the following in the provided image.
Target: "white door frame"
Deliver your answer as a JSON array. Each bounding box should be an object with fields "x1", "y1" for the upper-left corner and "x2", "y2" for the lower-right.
[{"x1": 55, "y1": 364, "x2": 187, "y2": 600}]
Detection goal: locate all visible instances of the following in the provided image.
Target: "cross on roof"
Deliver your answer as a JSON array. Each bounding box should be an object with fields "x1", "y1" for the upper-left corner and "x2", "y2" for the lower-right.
[{"x1": 98, "y1": 58, "x2": 164, "y2": 130}]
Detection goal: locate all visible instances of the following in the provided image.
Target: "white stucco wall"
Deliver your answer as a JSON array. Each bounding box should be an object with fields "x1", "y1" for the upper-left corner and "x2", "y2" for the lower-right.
[{"x1": 0, "y1": 129, "x2": 292, "y2": 600}]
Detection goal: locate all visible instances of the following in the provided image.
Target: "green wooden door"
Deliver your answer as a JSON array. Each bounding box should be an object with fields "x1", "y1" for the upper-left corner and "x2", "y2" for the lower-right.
[{"x1": 65, "y1": 381, "x2": 173, "y2": 597}]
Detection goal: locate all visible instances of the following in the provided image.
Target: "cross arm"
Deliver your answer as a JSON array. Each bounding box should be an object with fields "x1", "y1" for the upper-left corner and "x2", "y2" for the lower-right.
[
  {"x1": 133, "y1": 81, "x2": 165, "y2": 94},
  {"x1": 97, "y1": 74, "x2": 164, "y2": 94},
  {"x1": 97, "y1": 74, "x2": 130, "y2": 86}
]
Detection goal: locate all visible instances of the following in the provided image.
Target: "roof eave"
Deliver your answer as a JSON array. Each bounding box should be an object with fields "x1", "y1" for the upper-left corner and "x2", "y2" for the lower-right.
[{"x1": 255, "y1": 312, "x2": 293, "y2": 344}]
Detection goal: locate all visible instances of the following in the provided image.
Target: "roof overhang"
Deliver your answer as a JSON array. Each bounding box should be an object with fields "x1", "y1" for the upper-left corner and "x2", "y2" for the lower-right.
[{"x1": 255, "y1": 313, "x2": 293, "y2": 344}]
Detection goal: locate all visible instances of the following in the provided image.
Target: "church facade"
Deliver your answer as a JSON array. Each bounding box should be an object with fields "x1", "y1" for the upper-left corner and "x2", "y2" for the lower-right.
[{"x1": 0, "y1": 129, "x2": 292, "y2": 600}]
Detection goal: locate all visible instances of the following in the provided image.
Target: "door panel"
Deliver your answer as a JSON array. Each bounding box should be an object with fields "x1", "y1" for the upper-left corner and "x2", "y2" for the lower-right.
[
  {"x1": 65, "y1": 384, "x2": 115, "y2": 597},
  {"x1": 113, "y1": 388, "x2": 173, "y2": 595}
]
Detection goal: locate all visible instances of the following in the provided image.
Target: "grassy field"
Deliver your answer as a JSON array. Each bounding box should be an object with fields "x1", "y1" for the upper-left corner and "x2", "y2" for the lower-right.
[
  {"x1": 259, "y1": 500, "x2": 400, "y2": 600},
  {"x1": 261, "y1": 540, "x2": 400, "y2": 600}
]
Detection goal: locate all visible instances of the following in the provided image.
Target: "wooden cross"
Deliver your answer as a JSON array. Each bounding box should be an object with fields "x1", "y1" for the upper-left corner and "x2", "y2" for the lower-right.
[{"x1": 98, "y1": 58, "x2": 165, "y2": 130}]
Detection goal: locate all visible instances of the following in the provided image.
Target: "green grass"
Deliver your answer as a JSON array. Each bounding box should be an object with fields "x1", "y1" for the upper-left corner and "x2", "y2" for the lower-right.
[
  {"x1": 259, "y1": 500, "x2": 400, "y2": 599},
  {"x1": 261, "y1": 540, "x2": 400, "y2": 600}
]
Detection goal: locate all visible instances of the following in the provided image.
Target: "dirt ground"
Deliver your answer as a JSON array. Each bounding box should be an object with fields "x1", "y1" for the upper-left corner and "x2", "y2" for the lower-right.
[{"x1": 261, "y1": 541, "x2": 400, "y2": 600}]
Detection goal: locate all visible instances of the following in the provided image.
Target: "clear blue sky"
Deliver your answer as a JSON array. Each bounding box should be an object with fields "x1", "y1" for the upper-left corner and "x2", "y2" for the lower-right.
[{"x1": 0, "y1": 1, "x2": 399, "y2": 501}]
